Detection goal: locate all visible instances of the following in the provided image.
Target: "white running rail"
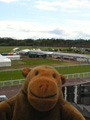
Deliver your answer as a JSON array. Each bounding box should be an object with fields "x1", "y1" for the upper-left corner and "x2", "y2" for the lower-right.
[{"x1": 0, "y1": 72, "x2": 90, "y2": 87}]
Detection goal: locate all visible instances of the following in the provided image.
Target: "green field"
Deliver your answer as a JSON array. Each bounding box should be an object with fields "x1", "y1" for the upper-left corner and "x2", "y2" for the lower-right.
[
  {"x1": 0, "y1": 58, "x2": 90, "y2": 81},
  {"x1": 56, "y1": 65, "x2": 90, "y2": 74},
  {"x1": 0, "y1": 70, "x2": 24, "y2": 81},
  {"x1": 0, "y1": 58, "x2": 76, "y2": 70},
  {"x1": 0, "y1": 58, "x2": 73, "y2": 81},
  {"x1": 0, "y1": 46, "x2": 90, "y2": 81},
  {"x1": 0, "y1": 46, "x2": 60, "y2": 53}
]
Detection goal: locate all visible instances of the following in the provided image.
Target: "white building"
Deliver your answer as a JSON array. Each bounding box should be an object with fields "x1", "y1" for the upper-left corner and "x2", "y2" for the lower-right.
[{"x1": 0, "y1": 55, "x2": 11, "y2": 67}]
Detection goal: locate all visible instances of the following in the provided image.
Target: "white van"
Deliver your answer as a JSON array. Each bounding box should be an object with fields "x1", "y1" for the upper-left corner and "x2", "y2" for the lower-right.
[{"x1": 0, "y1": 95, "x2": 8, "y2": 102}]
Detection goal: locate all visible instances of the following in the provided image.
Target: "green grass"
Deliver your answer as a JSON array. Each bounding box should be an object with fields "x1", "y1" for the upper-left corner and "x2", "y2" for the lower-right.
[
  {"x1": 0, "y1": 46, "x2": 34, "y2": 53},
  {"x1": 0, "y1": 70, "x2": 24, "y2": 81},
  {"x1": 55, "y1": 65, "x2": 90, "y2": 74},
  {"x1": 0, "y1": 58, "x2": 69, "y2": 81},
  {"x1": 21, "y1": 59, "x2": 65, "y2": 66},
  {"x1": 0, "y1": 46, "x2": 90, "y2": 55},
  {"x1": 0, "y1": 46, "x2": 90, "y2": 85},
  {"x1": 0, "y1": 46, "x2": 60, "y2": 53},
  {"x1": 0, "y1": 58, "x2": 75, "y2": 70},
  {"x1": 0, "y1": 64, "x2": 90, "y2": 81}
]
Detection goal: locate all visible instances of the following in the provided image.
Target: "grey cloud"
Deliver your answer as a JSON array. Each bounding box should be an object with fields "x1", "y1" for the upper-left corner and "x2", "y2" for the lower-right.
[
  {"x1": 48, "y1": 28, "x2": 65, "y2": 35},
  {"x1": 76, "y1": 31, "x2": 90, "y2": 39},
  {"x1": 6, "y1": 25, "x2": 31, "y2": 32},
  {"x1": 6, "y1": 26, "x2": 14, "y2": 30},
  {"x1": 20, "y1": 29, "x2": 31, "y2": 32},
  {"x1": 40, "y1": 28, "x2": 65, "y2": 36}
]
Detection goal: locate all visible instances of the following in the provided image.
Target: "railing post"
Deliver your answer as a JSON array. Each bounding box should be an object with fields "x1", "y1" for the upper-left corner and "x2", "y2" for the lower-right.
[
  {"x1": 83, "y1": 73, "x2": 84, "y2": 77},
  {"x1": 78, "y1": 73, "x2": 79, "y2": 78},
  {"x1": 66, "y1": 75, "x2": 68, "y2": 79},
  {"x1": 73, "y1": 74, "x2": 74, "y2": 78},
  {"x1": 19, "y1": 80, "x2": 21, "y2": 85},
  {"x1": 74, "y1": 85, "x2": 78, "y2": 103},
  {"x1": 3, "y1": 81, "x2": 5, "y2": 87},
  {"x1": 11, "y1": 81, "x2": 13, "y2": 86},
  {"x1": 64, "y1": 87, "x2": 67, "y2": 100}
]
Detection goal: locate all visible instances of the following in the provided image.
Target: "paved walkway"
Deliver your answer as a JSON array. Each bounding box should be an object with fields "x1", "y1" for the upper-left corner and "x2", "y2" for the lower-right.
[{"x1": 0, "y1": 85, "x2": 21, "y2": 98}]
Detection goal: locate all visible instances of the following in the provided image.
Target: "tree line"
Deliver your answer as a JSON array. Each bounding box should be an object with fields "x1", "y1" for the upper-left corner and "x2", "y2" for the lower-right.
[{"x1": 0, "y1": 37, "x2": 90, "y2": 47}]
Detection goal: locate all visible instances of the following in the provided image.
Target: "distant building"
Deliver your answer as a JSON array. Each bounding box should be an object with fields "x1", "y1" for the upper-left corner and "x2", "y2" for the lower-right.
[{"x1": 0, "y1": 55, "x2": 11, "y2": 67}]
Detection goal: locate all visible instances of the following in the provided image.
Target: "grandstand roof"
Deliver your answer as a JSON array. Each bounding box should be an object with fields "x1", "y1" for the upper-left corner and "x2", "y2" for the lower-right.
[
  {"x1": 53, "y1": 52, "x2": 90, "y2": 59},
  {"x1": 27, "y1": 50, "x2": 90, "y2": 59}
]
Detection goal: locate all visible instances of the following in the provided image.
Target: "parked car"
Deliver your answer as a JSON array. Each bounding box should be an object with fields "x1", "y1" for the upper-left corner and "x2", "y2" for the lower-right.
[{"x1": 0, "y1": 95, "x2": 8, "y2": 102}]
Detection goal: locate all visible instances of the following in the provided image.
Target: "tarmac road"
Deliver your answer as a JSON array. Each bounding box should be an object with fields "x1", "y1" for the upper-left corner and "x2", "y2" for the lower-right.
[{"x1": 0, "y1": 85, "x2": 22, "y2": 99}]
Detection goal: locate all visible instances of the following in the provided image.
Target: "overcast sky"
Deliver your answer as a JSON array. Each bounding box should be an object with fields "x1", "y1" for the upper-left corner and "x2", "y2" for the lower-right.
[{"x1": 0, "y1": 0, "x2": 90, "y2": 40}]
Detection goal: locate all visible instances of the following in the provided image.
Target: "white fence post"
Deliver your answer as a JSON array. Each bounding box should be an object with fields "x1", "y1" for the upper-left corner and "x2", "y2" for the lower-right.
[
  {"x1": 0, "y1": 72, "x2": 90, "y2": 87},
  {"x1": 74, "y1": 85, "x2": 78, "y2": 103},
  {"x1": 3, "y1": 82, "x2": 5, "y2": 87},
  {"x1": 0, "y1": 79, "x2": 25, "y2": 87},
  {"x1": 64, "y1": 87, "x2": 67, "y2": 100},
  {"x1": 11, "y1": 81, "x2": 13, "y2": 86},
  {"x1": 65, "y1": 72, "x2": 90, "y2": 79}
]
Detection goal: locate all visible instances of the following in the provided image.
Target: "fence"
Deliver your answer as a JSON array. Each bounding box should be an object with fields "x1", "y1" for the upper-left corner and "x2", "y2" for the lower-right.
[
  {"x1": 0, "y1": 79, "x2": 25, "y2": 87},
  {"x1": 65, "y1": 72, "x2": 90, "y2": 79},
  {"x1": 0, "y1": 72, "x2": 90, "y2": 87},
  {"x1": 0, "y1": 68, "x2": 23, "y2": 73},
  {"x1": 54, "y1": 64, "x2": 90, "y2": 68}
]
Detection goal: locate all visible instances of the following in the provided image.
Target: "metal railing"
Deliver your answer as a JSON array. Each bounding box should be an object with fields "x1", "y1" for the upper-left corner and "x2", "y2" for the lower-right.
[
  {"x1": 0, "y1": 79, "x2": 25, "y2": 87},
  {"x1": 0, "y1": 68, "x2": 23, "y2": 73},
  {"x1": 65, "y1": 72, "x2": 90, "y2": 79},
  {"x1": 54, "y1": 64, "x2": 90, "y2": 68},
  {"x1": 0, "y1": 72, "x2": 90, "y2": 87}
]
